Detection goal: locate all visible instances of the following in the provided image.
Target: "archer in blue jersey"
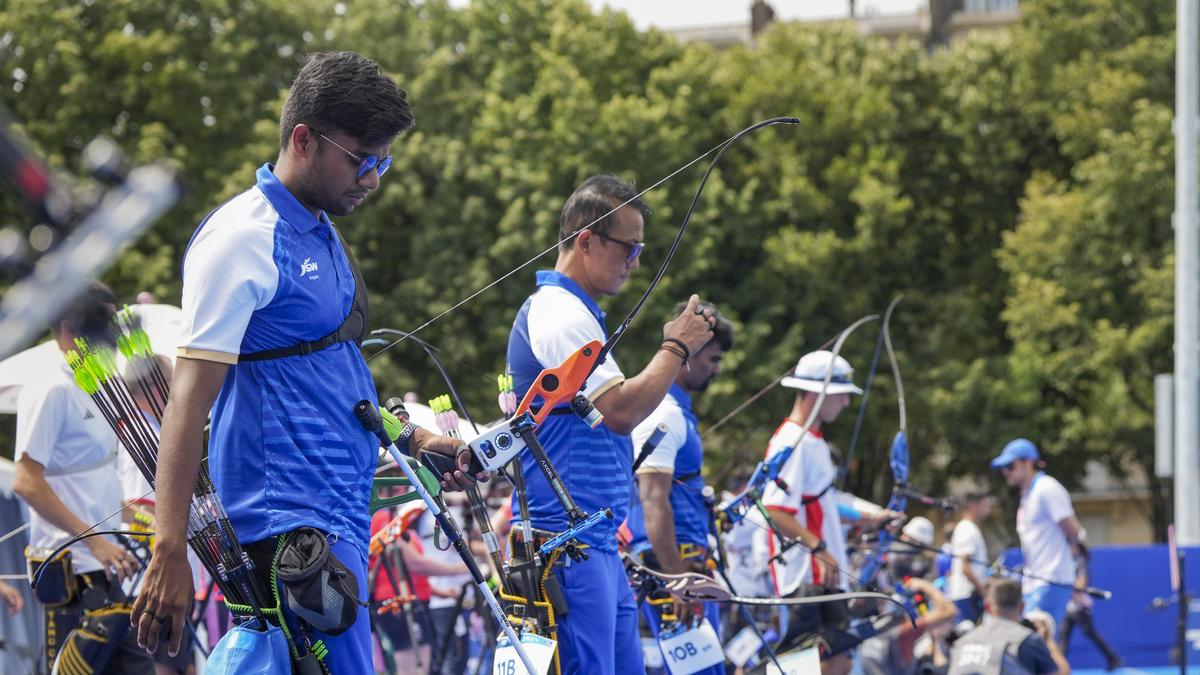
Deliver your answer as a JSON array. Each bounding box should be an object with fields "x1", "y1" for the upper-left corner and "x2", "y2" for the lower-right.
[
  {"x1": 132, "y1": 52, "x2": 479, "y2": 673},
  {"x1": 506, "y1": 175, "x2": 715, "y2": 675},
  {"x1": 626, "y1": 300, "x2": 734, "y2": 675}
]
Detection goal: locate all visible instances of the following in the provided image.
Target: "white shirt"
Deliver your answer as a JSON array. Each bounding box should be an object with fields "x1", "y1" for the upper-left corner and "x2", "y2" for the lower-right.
[
  {"x1": 723, "y1": 515, "x2": 770, "y2": 598},
  {"x1": 631, "y1": 393, "x2": 687, "y2": 473},
  {"x1": 947, "y1": 518, "x2": 988, "y2": 600},
  {"x1": 417, "y1": 509, "x2": 472, "y2": 610},
  {"x1": 526, "y1": 284, "x2": 624, "y2": 399},
  {"x1": 15, "y1": 362, "x2": 122, "y2": 574},
  {"x1": 117, "y1": 413, "x2": 159, "y2": 505},
  {"x1": 1017, "y1": 473, "x2": 1077, "y2": 589},
  {"x1": 177, "y1": 187, "x2": 279, "y2": 363},
  {"x1": 755, "y1": 421, "x2": 847, "y2": 594}
]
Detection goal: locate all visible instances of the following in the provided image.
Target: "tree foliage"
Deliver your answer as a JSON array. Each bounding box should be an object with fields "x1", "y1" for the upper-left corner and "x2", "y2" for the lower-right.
[{"x1": 0, "y1": 0, "x2": 1179, "y2": 539}]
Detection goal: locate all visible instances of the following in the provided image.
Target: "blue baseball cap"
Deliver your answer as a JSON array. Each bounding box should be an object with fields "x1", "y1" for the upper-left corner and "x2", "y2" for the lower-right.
[{"x1": 991, "y1": 438, "x2": 1040, "y2": 469}]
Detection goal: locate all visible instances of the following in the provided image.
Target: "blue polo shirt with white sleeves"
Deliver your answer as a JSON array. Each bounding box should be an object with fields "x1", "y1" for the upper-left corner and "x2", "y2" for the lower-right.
[
  {"x1": 626, "y1": 383, "x2": 710, "y2": 551},
  {"x1": 506, "y1": 270, "x2": 632, "y2": 551},
  {"x1": 178, "y1": 163, "x2": 379, "y2": 551}
]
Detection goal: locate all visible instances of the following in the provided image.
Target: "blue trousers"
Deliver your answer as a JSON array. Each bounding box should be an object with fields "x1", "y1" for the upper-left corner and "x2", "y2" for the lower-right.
[
  {"x1": 1023, "y1": 583, "x2": 1072, "y2": 630},
  {"x1": 640, "y1": 599, "x2": 723, "y2": 675},
  {"x1": 552, "y1": 548, "x2": 644, "y2": 675},
  {"x1": 277, "y1": 538, "x2": 373, "y2": 674}
]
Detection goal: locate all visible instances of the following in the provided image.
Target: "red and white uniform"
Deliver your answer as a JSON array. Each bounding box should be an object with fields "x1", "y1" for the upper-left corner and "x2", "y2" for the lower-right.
[{"x1": 754, "y1": 420, "x2": 848, "y2": 595}]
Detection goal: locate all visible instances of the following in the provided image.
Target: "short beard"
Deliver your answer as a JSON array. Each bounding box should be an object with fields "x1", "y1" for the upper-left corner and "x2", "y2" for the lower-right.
[{"x1": 292, "y1": 157, "x2": 345, "y2": 216}]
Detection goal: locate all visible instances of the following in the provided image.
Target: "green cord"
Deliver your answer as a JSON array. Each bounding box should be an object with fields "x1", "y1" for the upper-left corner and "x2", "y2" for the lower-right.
[{"x1": 222, "y1": 534, "x2": 305, "y2": 661}]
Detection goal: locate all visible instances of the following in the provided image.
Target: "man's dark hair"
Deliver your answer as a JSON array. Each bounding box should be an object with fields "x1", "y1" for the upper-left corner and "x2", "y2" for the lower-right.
[
  {"x1": 558, "y1": 175, "x2": 649, "y2": 250},
  {"x1": 279, "y1": 51, "x2": 414, "y2": 149},
  {"x1": 987, "y1": 578, "x2": 1023, "y2": 614},
  {"x1": 50, "y1": 281, "x2": 116, "y2": 344},
  {"x1": 672, "y1": 299, "x2": 734, "y2": 351}
]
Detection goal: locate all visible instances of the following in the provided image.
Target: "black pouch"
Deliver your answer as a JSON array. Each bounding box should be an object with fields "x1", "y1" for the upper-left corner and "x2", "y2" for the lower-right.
[
  {"x1": 276, "y1": 528, "x2": 364, "y2": 636},
  {"x1": 27, "y1": 547, "x2": 77, "y2": 607}
]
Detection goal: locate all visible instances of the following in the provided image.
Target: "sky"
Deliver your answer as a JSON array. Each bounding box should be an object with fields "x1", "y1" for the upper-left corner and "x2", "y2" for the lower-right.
[
  {"x1": 584, "y1": 0, "x2": 925, "y2": 29},
  {"x1": 445, "y1": 1, "x2": 929, "y2": 30}
]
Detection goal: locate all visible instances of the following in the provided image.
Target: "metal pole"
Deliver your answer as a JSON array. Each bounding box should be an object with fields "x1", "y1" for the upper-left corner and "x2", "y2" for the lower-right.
[{"x1": 1175, "y1": 0, "x2": 1200, "y2": 545}]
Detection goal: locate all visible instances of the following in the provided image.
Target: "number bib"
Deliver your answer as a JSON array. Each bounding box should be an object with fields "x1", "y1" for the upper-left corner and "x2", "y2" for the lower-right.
[
  {"x1": 723, "y1": 625, "x2": 763, "y2": 667},
  {"x1": 765, "y1": 647, "x2": 821, "y2": 675},
  {"x1": 493, "y1": 632, "x2": 556, "y2": 675},
  {"x1": 657, "y1": 618, "x2": 724, "y2": 674}
]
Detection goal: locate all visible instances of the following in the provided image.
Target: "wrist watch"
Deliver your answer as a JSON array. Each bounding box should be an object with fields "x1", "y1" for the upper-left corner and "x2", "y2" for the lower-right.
[{"x1": 810, "y1": 539, "x2": 827, "y2": 555}]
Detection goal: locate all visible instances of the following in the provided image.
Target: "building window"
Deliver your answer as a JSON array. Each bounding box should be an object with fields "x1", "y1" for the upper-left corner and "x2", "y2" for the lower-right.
[{"x1": 965, "y1": 0, "x2": 1018, "y2": 12}]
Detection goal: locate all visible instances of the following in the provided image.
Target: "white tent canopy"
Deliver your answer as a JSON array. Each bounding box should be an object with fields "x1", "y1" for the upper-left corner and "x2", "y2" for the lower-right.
[{"x1": 0, "y1": 304, "x2": 181, "y2": 415}]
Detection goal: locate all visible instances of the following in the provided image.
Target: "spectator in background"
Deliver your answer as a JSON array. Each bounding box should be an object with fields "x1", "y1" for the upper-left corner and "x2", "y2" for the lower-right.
[
  {"x1": 934, "y1": 521, "x2": 956, "y2": 593},
  {"x1": 417, "y1": 501, "x2": 474, "y2": 675},
  {"x1": 1059, "y1": 540, "x2": 1121, "y2": 671},
  {"x1": 991, "y1": 439, "x2": 1080, "y2": 627},
  {"x1": 625, "y1": 299, "x2": 735, "y2": 672},
  {"x1": 12, "y1": 282, "x2": 149, "y2": 673},
  {"x1": 947, "y1": 493, "x2": 993, "y2": 624},
  {"x1": 948, "y1": 578, "x2": 1069, "y2": 675}
]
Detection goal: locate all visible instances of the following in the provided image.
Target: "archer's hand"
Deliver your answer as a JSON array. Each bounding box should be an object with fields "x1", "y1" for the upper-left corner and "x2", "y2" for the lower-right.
[
  {"x1": 815, "y1": 549, "x2": 840, "y2": 588},
  {"x1": 672, "y1": 597, "x2": 702, "y2": 623},
  {"x1": 867, "y1": 509, "x2": 905, "y2": 531},
  {"x1": 663, "y1": 295, "x2": 715, "y2": 355},
  {"x1": 130, "y1": 543, "x2": 193, "y2": 657},
  {"x1": 421, "y1": 434, "x2": 489, "y2": 491},
  {"x1": 1030, "y1": 615, "x2": 1055, "y2": 643},
  {"x1": 86, "y1": 536, "x2": 140, "y2": 581}
]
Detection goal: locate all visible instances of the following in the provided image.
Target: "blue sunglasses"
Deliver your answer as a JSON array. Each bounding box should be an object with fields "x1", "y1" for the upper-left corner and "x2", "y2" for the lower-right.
[{"x1": 317, "y1": 131, "x2": 393, "y2": 179}]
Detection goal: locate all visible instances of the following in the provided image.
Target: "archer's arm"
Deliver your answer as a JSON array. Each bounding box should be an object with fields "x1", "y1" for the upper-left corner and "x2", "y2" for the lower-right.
[
  {"x1": 14, "y1": 456, "x2": 104, "y2": 536},
  {"x1": 153, "y1": 357, "x2": 227, "y2": 556},
  {"x1": 639, "y1": 472, "x2": 687, "y2": 573},
  {"x1": 764, "y1": 506, "x2": 824, "y2": 549},
  {"x1": 1058, "y1": 515, "x2": 1083, "y2": 556},
  {"x1": 592, "y1": 295, "x2": 712, "y2": 435}
]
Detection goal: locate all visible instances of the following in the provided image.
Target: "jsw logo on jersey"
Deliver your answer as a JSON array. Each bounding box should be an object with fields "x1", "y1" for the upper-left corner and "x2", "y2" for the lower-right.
[{"x1": 300, "y1": 258, "x2": 319, "y2": 277}]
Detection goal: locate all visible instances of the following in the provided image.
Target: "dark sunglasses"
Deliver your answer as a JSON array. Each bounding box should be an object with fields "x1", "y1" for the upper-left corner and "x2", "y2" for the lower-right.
[
  {"x1": 597, "y1": 232, "x2": 644, "y2": 264},
  {"x1": 316, "y1": 131, "x2": 393, "y2": 179}
]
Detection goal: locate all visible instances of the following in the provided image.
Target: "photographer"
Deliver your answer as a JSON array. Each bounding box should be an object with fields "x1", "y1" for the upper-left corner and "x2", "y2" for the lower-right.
[{"x1": 948, "y1": 578, "x2": 1070, "y2": 675}]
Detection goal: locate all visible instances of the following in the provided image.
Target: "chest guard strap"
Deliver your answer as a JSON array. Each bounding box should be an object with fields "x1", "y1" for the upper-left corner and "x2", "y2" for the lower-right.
[{"x1": 240, "y1": 229, "x2": 368, "y2": 363}]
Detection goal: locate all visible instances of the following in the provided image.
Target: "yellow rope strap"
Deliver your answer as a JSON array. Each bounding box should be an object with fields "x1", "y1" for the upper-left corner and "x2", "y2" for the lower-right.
[{"x1": 502, "y1": 530, "x2": 583, "y2": 675}]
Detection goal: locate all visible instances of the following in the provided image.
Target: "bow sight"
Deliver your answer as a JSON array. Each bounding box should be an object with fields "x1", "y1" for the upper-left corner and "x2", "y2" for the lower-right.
[{"x1": 464, "y1": 340, "x2": 613, "y2": 561}]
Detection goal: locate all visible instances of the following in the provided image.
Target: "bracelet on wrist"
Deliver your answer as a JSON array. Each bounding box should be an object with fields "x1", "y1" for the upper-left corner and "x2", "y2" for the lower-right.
[
  {"x1": 810, "y1": 539, "x2": 827, "y2": 555},
  {"x1": 659, "y1": 344, "x2": 687, "y2": 362},
  {"x1": 661, "y1": 337, "x2": 691, "y2": 364}
]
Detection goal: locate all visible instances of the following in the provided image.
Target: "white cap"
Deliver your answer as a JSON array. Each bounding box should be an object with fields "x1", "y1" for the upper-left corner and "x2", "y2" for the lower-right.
[
  {"x1": 902, "y1": 516, "x2": 935, "y2": 547},
  {"x1": 780, "y1": 350, "x2": 863, "y2": 395}
]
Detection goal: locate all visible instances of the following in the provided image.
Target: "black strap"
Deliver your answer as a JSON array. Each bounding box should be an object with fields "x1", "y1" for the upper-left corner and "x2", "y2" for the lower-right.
[
  {"x1": 240, "y1": 229, "x2": 369, "y2": 362},
  {"x1": 800, "y1": 481, "x2": 834, "y2": 506}
]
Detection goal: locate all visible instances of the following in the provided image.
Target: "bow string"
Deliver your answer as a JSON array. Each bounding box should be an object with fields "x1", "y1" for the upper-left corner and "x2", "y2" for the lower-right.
[{"x1": 854, "y1": 297, "x2": 909, "y2": 590}]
